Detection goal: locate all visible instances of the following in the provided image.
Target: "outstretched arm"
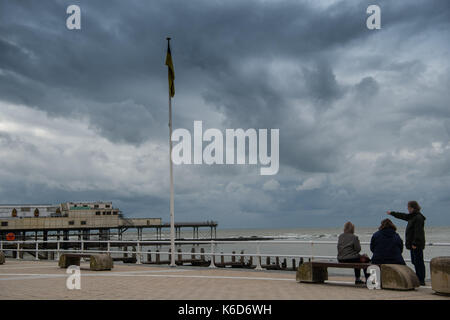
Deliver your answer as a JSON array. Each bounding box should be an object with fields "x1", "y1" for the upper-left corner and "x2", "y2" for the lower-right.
[{"x1": 387, "y1": 211, "x2": 410, "y2": 221}]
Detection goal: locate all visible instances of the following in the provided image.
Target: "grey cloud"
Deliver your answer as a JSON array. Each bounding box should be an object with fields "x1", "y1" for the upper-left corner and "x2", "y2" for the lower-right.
[
  {"x1": 355, "y1": 76, "x2": 379, "y2": 97},
  {"x1": 0, "y1": 0, "x2": 449, "y2": 227}
]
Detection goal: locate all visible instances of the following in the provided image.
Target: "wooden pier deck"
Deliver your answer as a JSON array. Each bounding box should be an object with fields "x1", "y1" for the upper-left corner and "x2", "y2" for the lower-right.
[{"x1": 0, "y1": 220, "x2": 219, "y2": 241}]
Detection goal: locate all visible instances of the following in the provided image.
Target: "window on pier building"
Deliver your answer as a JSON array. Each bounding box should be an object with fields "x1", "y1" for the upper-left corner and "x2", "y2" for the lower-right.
[
  {"x1": 11, "y1": 208, "x2": 17, "y2": 217},
  {"x1": 106, "y1": 211, "x2": 111, "y2": 215},
  {"x1": 1, "y1": 221, "x2": 7, "y2": 226},
  {"x1": 68, "y1": 220, "x2": 74, "y2": 225},
  {"x1": 96, "y1": 211, "x2": 100, "y2": 215},
  {"x1": 34, "y1": 208, "x2": 39, "y2": 217},
  {"x1": 81, "y1": 221, "x2": 86, "y2": 225},
  {"x1": 94, "y1": 205, "x2": 99, "y2": 208}
]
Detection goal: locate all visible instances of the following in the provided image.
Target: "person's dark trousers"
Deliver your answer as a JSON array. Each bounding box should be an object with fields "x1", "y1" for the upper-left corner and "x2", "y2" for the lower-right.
[
  {"x1": 410, "y1": 248, "x2": 426, "y2": 284},
  {"x1": 338, "y1": 257, "x2": 369, "y2": 279}
]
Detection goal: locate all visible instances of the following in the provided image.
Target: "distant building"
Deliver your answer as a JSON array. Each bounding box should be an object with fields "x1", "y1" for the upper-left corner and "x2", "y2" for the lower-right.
[
  {"x1": 0, "y1": 204, "x2": 59, "y2": 219},
  {"x1": 61, "y1": 201, "x2": 121, "y2": 217},
  {"x1": 0, "y1": 201, "x2": 161, "y2": 239},
  {"x1": 0, "y1": 201, "x2": 121, "y2": 219}
]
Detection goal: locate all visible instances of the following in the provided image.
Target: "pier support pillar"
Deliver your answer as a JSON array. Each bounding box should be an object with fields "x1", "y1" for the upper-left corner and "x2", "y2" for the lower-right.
[
  {"x1": 200, "y1": 248, "x2": 205, "y2": 262},
  {"x1": 43, "y1": 231, "x2": 48, "y2": 259},
  {"x1": 82, "y1": 229, "x2": 90, "y2": 241},
  {"x1": 178, "y1": 249, "x2": 182, "y2": 265}
]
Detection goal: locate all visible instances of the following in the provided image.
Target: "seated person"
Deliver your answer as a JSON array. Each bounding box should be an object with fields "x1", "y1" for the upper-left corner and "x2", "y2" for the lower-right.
[
  {"x1": 370, "y1": 219, "x2": 406, "y2": 265},
  {"x1": 337, "y1": 222, "x2": 369, "y2": 284}
]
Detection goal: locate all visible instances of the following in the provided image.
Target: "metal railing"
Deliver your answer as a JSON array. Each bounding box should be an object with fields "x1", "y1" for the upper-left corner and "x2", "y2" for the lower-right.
[{"x1": 1, "y1": 239, "x2": 449, "y2": 270}]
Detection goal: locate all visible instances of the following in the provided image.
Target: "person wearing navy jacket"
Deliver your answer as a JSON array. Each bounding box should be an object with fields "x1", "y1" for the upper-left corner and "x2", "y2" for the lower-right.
[{"x1": 370, "y1": 219, "x2": 406, "y2": 266}]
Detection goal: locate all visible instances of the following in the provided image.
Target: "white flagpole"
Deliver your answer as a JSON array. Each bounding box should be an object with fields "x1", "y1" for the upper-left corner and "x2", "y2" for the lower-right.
[{"x1": 167, "y1": 38, "x2": 176, "y2": 267}]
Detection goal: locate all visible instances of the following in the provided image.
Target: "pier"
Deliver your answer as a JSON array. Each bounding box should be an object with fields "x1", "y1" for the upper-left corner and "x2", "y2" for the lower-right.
[{"x1": 0, "y1": 220, "x2": 218, "y2": 241}]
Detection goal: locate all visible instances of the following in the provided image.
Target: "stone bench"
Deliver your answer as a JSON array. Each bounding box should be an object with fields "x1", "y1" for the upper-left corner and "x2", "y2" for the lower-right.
[
  {"x1": 58, "y1": 253, "x2": 113, "y2": 271},
  {"x1": 0, "y1": 251, "x2": 5, "y2": 265},
  {"x1": 430, "y1": 256, "x2": 450, "y2": 295},
  {"x1": 297, "y1": 261, "x2": 420, "y2": 290},
  {"x1": 296, "y1": 261, "x2": 371, "y2": 283},
  {"x1": 380, "y1": 264, "x2": 420, "y2": 290}
]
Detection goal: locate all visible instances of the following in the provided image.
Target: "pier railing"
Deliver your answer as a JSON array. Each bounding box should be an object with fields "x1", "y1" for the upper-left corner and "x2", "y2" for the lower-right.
[{"x1": 1, "y1": 239, "x2": 450, "y2": 270}]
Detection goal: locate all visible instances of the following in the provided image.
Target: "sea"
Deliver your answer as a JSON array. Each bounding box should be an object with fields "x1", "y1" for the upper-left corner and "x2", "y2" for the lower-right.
[{"x1": 118, "y1": 226, "x2": 450, "y2": 279}]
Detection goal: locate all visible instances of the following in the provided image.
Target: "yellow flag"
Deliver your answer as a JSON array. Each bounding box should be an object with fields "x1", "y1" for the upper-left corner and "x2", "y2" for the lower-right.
[{"x1": 165, "y1": 41, "x2": 175, "y2": 97}]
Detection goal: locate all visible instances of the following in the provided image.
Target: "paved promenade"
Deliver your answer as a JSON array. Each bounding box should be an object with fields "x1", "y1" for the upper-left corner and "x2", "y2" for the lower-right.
[{"x1": 0, "y1": 259, "x2": 446, "y2": 300}]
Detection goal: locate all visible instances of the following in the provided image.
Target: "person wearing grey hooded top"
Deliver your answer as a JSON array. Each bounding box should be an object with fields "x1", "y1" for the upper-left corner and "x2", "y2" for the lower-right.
[{"x1": 337, "y1": 222, "x2": 368, "y2": 284}]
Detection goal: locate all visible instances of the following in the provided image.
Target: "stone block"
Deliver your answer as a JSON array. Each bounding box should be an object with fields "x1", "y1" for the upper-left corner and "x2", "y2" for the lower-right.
[
  {"x1": 380, "y1": 264, "x2": 420, "y2": 290},
  {"x1": 296, "y1": 262, "x2": 328, "y2": 283},
  {"x1": 90, "y1": 254, "x2": 113, "y2": 271},
  {"x1": 430, "y1": 256, "x2": 450, "y2": 295},
  {"x1": 58, "y1": 254, "x2": 81, "y2": 268}
]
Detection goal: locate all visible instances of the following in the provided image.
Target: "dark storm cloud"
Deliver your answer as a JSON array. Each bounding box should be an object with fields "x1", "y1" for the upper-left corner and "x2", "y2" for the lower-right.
[{"x1": 0, "y1": 0, "x2": 402, "y2": 142}]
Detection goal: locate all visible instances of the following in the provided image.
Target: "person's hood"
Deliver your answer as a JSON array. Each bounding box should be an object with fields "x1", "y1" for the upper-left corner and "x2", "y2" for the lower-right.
[
  {"x1": 380, "y1": 228, "x2": 396, "y2": 237},
  {"x1": 413, "y1": 210, "x2": 426, "y2": 220}
]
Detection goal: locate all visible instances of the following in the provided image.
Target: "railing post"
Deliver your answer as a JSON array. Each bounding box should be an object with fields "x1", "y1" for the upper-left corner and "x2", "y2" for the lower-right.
[
  {"x1": 81, "y1": 238, "x2": 84, "y2": 253},
  {"x1": 209, "y1": 240, "x2": 216, "y2": 268},
  {"x1": 137, "y1": 241, "x2": 141, "y2": 264},
  {"x1": 0, "y1": 239, "x2": 3, "y2": 251},
  {"x1": 156, "y1": 250, "x2": 160, "y2": 264},
  {"x1": 16, "y1": 242, "x2": 20, "y2": 260},
  {"x1": 56, "y1": 241, "x2": 60, "y2": 261},
  {"x1": 310, "y1": 241, "x2": 314, "y2": 261},
  {"x1": 107, "y1": 241, "x2": 111, "y2": 254},
  {"x1": 255, "y1": 242, "x2": 263, "y2": 270},
  {"x1": 35, "y1": 241, "x2": 39, "y2": 261}
]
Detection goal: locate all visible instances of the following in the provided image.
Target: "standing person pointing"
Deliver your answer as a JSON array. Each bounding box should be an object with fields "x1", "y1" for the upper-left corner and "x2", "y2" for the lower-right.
[{"x1": 387, "y1": 201, "x2": 426, "y2": 285}]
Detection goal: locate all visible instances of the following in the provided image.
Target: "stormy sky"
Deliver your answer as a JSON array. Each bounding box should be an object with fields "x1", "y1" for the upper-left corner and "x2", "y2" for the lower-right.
[{"x1": 0, "y1": 0, "x2": 449, "y2": 228}]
